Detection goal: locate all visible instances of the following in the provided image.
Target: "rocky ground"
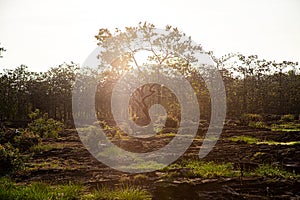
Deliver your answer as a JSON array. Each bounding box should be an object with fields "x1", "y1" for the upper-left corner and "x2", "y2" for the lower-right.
[{"x1": 12, "y1": 125, "x2": 300, "y2": 199}]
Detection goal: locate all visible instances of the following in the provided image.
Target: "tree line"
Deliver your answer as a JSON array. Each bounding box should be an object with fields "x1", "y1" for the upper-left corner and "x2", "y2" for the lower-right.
[
  {"x1": 0, "y1": 63, "x2": 78, "y2": 123},
  {"x1": 0, "y1": 55, "x2": 299, "y2": 124},
  {"x1": 0, "y1": 25, "x2": 299, "y2": 125}
]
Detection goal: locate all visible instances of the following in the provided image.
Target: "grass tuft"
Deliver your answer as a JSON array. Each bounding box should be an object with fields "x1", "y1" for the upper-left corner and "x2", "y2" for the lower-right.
[
  {"x1": 87, "y1": 185, "x2": 152, "y2": 200},
  {"x1": 229, "y1": 136, "x2": 259, "y2": 144},
  {"x1": 163, "y1": 160, "x2": 238, "y2": 178},
  {"x1": 0, "y1": 178, "x2": 83, "y2": 200},
  {"x1": 252, "y1": 164, "x2": 299, "y2": 179}
]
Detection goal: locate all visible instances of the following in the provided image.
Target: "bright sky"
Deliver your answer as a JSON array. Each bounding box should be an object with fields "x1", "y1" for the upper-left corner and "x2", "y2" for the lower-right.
[{"x1": 0, "y1": 0, "x2": 299, "y2": 71}]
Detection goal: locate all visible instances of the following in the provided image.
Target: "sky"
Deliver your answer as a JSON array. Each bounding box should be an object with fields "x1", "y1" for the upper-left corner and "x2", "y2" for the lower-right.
[{"x1": 0, "y1": 0, "x2": 299, "y2": 72}]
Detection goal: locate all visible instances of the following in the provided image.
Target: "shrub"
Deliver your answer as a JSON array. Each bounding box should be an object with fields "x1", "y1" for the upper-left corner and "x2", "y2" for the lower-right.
[
  {"x1": 28, "y1": 109, "x2": 64, "y2": 138},
  {"x1": 0, "y1": 128, "x2": 41, "y2": 175},
  {"x1": 13, "y1": 130, "x2": 40, "y2": 152},
  {"x1": 0, "y1": 143, "x2": 24, "y2": 174},
  {"x1": 0, "y1": 128, "x2": 40, "y2": 153}
]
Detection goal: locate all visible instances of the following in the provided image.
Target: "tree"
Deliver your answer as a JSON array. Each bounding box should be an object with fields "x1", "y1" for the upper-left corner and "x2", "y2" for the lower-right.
[
  {"x1": 93, "y1": 22, "x2": 214, "y2": 127},
  {"x1": 0, "y1": 43, "x2": 6, "y2": 58}
]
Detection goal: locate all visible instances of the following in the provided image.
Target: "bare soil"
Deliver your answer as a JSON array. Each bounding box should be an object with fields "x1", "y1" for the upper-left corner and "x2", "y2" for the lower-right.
[{"x1": 12, "y1": 126, "x2": 300, "y2": 199}]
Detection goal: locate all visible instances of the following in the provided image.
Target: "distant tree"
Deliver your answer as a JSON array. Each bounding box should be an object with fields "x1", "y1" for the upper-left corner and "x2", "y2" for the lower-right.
[{"x1": 0, "y1": 43, "x2": 6, "y2": 58}]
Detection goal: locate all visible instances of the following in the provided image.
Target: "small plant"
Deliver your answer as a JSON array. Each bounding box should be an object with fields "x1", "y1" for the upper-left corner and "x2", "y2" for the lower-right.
[
  {"x1": 163, "y1": 160, "x2": 238, "y2": 178},
  {"x1": 90, "y1": 185, "x2": 152, "y2": 200},
  {"x1": 229, "y1": 136, "x2": 259, "y2": 144},
  {"x1": 120, "y1": 161, "x2": 165, "y2": 171},
  {"x1": 28, "y1": 109, "x2": 64, "y2": 138},
  {"x1": 157, "y1": 132, "x2": 176, "y2": 138},
  {"x1": 162, "y1": 163, "x2": 182, "y2": 171},
  {"x1": 271, "y1": 123, "x2": 300, "y2": 132},
  {"x1": 230, "y1": 135, "x2": 300, "y2": 146},
  {"x1": 185, "y1": 161, "x2": 237, "y2": 178},
  {"x1": 29, "y1": 143, "x2": 64, "y2": 154},
  {"x1": 0, "y1": 128, "x2": 40, "y2": 174},
  {"x1": 119, "y1": 175, "x2": 131, "y2": 183},
  {"x1": 253, "y1": 164, "x2": 299, "y2": 179},
  {"x1": 0, "y1": 128, "x2": 40, "y2": 153},
  {"x1": 13, "y1": 130, "x2": 40, "y2": 152},
  {"x1": 0, "y1": 178, "x2": 83, "y2": 200},
  {"x1": 0, "y1": 143, "x2": 24, "y2": 175}
]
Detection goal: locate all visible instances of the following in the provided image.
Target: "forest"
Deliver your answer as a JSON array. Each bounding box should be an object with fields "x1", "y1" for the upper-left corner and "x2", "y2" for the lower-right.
[{"x1": 0, "y1": 50, "x2": 299, "y2": 124}]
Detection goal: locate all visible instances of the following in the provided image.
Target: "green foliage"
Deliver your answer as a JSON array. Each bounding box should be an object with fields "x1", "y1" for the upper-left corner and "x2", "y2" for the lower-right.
[
  {"x1": 0, "y1": 143, "x2": 24, "y2": 175},
  {"x1": 88, "y1": 185, "x2": 152, "y2": 200},
  {"x1": 0, "y1": 178, "x2": 152, "y2": 200},
  {"x1": 0, "y1": 25, "x2": 300, "y2": 123},
  {"x1": 120, "y1": 161, "x2": 165, "y2": 171},
  {"x1": 13, "y1": 130, "x2": 40, "y2": 152},
  {"x1": 0, "y1": 178, "x2": 83, "y2": 200},
  {"x1": 271, "y1": 123, "x2": 300, "y2": 132},
  {"x1": 229, "y1": 136, "x2": 259, "y2": 144},
  {"x1": 162, "y1": 160, "x2": 300, "y2": 180},
  {"x1": 0, "y1": 129, "x2": 40, "y2": 152},
  {"x1": 164, "y1": 160, "x2": 238, "y2": 178},
  {"x1": 28, "y1": 109, "x2": 64, "y2": 138},
  {"x1": 29, "y1": 143, "x2": 64, "y2": 154},
  {"x1": 0, "y1": 110, "x2": 64, "y2": 175},
  {"x1": 229, "y1": 135, "x2": 300, "y2": 146},
  {"x1": 0, "y1": 128, "x2": 40, "y2": 174},
  {"x1": 185, "y1": 161, "x2": 237, "y2": 178},
  {"x1": 253, "y1": 164, "x2": 299, "y2": 179},
  {"x1": 0, "y1": 63, "x2": 78, "y2": 122}
]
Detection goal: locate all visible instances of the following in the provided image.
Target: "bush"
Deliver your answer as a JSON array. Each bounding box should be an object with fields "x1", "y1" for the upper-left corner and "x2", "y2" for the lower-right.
[
  {"x1": 28, "y1": 109, "x2": 64, "y2": 138},
  {"x1": 0, "y1": 128, "x2": 40, "y2": 153},
  {"x1": 13, "y1": 130, "x2": 40, "y2": 152},
  {"x1": 0, "y1": 143, "x2": 24, "y2": 175}
]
